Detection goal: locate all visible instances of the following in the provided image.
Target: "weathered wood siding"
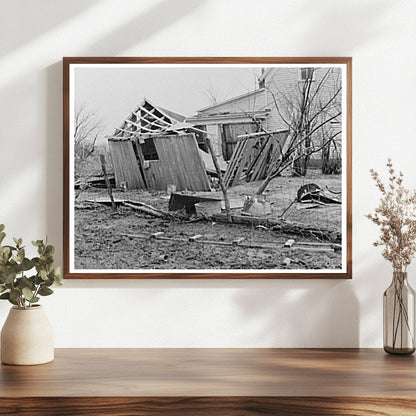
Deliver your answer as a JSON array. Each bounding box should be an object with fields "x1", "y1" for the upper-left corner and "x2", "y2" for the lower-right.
[
  {"x1": 108, "y1": 139, "x2": 145, "y2": 189},
  {"x1": 264, "y1": 67, "x2": 342, "y2": 166},
  {"x1": 144, "y1": 134, "x2": 210, "y2": 192}
]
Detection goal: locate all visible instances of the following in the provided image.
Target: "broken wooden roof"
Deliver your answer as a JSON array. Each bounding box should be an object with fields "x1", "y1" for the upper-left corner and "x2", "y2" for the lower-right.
[{"x1": 111, "y1": 98, "x2": 186, "y2": 139}]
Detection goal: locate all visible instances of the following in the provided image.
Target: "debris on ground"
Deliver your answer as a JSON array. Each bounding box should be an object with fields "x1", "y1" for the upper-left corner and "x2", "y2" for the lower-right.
[{"x1": 297, "y1": 183, "x2": 341, "y2": 204}]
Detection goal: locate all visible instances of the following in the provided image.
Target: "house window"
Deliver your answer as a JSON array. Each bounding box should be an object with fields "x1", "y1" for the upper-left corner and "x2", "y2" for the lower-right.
[
  {"x1": 141, "y1": 137, "x2": 159, "y2": 160},
  {"x1": 300, "y1": 68, "x2": 315, "y2": 82}
]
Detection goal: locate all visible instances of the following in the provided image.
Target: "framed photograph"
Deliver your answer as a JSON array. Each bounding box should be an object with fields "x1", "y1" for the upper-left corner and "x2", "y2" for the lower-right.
[{"x1": 63, "y1": 57, "x2": 352, "y2": 279}]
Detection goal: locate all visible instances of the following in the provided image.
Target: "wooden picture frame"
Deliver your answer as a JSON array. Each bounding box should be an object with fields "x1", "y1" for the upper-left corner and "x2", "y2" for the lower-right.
[{"x1": 63, "y1": 57, "x2": 352, "y2": 279}]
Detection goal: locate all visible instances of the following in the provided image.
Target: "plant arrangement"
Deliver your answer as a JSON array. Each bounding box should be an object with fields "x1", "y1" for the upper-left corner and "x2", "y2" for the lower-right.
[
  {"x1": 367, "y1": 159, "x2": 416, "y2": 272},
  {"x1": 0, "y1": 224, "x2": 62, "y2": 309},
  {"x1": 367, "y1": 159, "x2": 416, "y2": 354}
]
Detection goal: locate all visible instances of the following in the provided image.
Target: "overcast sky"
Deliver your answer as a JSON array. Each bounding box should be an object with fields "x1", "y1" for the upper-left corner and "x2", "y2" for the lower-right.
[{"x1": 74, "y1": 65, "x2": 261, "y2": 139}]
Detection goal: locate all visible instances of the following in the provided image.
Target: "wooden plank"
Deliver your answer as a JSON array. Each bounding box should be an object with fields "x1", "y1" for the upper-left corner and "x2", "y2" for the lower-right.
[
  {"x1": 250, "y1": 137, "x2": 273, "y2": 181},
  {"x1": 296, "y1": 241, "x2": 334, "y2": 247},
  {"x1": 285, "y1": 246, "x2": 334, "y2": 253},
  {"x1": 236, "y1": 129, "x2": 289, "y2": 139},
  {"x1": 134, "y1": 104, "x2": 172, "y2": 127},
  {"x1": 145, "y1": 134, "x2": 210, "y2": 191},
  {"x1": 123, "y1": 202, "x2": 169, "y2": 218},
  {"x1": 123, "y1": 233, "x2": 282, "y2": 251},
  {"x1": 108, "y1": 140, "x2": 146, "y2": 189},
  {"x1": 265, "y1": 139, "x2": 282, "y2": 176},
  {"x1": 245, "y1": 135, "x2": 271, "y2": 180},
  {"x1": 223, "y1": 138, "x2": 246, "y2": 187},
  {"x1": 229, "y1": 139, "x2": 252, "y2": 186}
]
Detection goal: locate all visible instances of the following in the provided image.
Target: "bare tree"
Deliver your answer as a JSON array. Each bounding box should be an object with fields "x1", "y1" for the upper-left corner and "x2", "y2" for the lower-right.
[
  {"x1": 254, "y1": 67, "x2": 342, "y2": 195},
  {"x1": 203, "y1": 81, "x2": 222, "y2": 105},
  {"x1": 74, "y1": 105, "x2": 103, "y2": 160}
]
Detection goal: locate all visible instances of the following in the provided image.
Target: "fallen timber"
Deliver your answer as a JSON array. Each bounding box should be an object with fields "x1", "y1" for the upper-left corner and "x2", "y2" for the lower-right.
[
  {"x1": 84, "y1": 198, "x2": 173, "y2": 219},
  {"x1": 123, "y1": 201, "x2": 172, "y2": 219},
  {"x1": 122, "y1": 232, "x2": 335, "y2": 253},
  {"x1": 85, "y1": 197, "x2": 341, "y2": 244},
  {"x1": 211, "y1": 213, "x2": 341, "y2": 243}
]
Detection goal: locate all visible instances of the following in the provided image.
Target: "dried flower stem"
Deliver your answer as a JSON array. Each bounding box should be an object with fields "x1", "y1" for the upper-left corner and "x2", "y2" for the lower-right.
[{"x1": 367, "y1": 159, "x2": 416, "y2": 272}]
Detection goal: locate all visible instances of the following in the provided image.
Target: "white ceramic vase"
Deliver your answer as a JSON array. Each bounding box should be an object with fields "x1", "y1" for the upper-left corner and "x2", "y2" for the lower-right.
[{"x1": 1, "y1": 305, "x2": 54, "y2": 365}]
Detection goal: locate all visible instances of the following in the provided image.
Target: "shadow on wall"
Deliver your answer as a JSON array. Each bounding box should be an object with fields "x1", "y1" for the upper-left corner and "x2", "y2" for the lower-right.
[
  {"x1": 84, "y1": 0, "x2": 206, "y2": 56},
  {"x1": 0, "y1": 0, "x2": 101, "y2": 56},
  {"x1": 233, "y1": 279, "x2": 359, "y2": 348},
  {"x1": 290, "y1": 0, "x2": 394, "y2": 52},
  {"x1": 44, "y1": 0, "x2": 205, "y2": 263}
]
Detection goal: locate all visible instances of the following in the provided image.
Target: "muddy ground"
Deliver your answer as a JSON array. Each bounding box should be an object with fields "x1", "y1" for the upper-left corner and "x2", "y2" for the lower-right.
[{"x1": 74, "y1": 172, "x2": 343, "y2": 271}]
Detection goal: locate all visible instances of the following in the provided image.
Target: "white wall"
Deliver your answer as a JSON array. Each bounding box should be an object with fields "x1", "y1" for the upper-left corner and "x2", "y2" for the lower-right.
[{"x1": 0, "y1": 0, "x2": 415, "y2": 348}]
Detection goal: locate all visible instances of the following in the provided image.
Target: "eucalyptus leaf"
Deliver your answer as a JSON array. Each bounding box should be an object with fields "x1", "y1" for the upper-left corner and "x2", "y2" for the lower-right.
[
  {"x1": 44, "y1": 245, "x2": 55, "y2": 256},
  {"x1": 17, "y1": 276, "x2": 35, "y2": 290},
  {"x1": 0, "y1": 224, "x2": 4, "y2": 232},
  {"x1": 0, "y1": 246, "x2": 10, "y2": 255},
  {"x1": 39, "y1": 269, "x2": 48, "y2": 281},
  {"x1": 38, "y1": 287, "x2": 53, "y2": 296},
  {"x1": 20, "y1": 258, "x2": 34, "y2": 271},
  {"x1": 3, "y1": 271, "x2": 16, "y2": 284},
  {"x1": 22, "y1": 287, "x2": 34, "y2": 301},
  {"x1": 0, "y1": 248, "x2": 11, "y2": 265},
  {"x1": 39, "y1": 256, "x2": 54, "y2": 266},
  {"x1": 9, "y1": 288, "x2": 21, "y2": 301},
  {"x1": 13, "y1": 237, "x2": 22, "y2": 248}
]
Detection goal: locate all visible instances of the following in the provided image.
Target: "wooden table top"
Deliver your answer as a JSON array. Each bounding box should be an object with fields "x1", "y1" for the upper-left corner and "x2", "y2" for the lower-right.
[{"x1": 1, "y1": 348, "x2": 415, "y2": 398}]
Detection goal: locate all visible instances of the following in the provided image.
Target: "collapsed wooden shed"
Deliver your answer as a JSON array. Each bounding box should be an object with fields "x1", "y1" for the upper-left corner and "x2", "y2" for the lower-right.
[
  {"x1": 223, "y1": 130, "x2": 289, "y2": 187},
  {"x1": 109, "y1": 134, "x2": 210, "y2": 191},
  {"x1": 108, "y1": 98, "x2": 210, "y2": 191}
]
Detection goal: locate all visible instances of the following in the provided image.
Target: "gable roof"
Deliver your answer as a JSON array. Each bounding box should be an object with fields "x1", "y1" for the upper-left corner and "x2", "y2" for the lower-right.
[
  {"x1": 112, "y1": 98, "x2": 186, "y2": 139},
  {"x1": 196, "y1": 88, "x2": 265, "y2": 114}
]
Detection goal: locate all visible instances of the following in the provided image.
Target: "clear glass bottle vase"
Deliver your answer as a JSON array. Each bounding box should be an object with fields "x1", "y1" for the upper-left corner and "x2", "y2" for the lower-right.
[{"x1": 383, "y1": 271, "x2": 416, "y2": 355}]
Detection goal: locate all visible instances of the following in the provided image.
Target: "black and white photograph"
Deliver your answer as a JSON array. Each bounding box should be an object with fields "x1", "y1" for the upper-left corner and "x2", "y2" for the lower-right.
[{"x1": 64, "y1": 58, "x2": 351, "y2": 278}]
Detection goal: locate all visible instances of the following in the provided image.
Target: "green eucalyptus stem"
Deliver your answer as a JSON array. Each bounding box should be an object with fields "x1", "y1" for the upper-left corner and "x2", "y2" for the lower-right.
[{"x1": 0, "y1": 224, "x2": 63, "y2": 307}]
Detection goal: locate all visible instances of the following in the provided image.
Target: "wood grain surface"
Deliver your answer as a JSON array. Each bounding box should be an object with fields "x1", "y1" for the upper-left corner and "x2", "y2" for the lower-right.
[{"x1": 0, "y1": 348, "x2": 415, "y2": 415}]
